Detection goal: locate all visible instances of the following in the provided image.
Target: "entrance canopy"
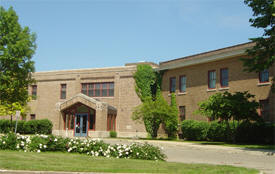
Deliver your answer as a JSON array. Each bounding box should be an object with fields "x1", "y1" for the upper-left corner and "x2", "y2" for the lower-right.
[{"x1": 57, "y1": 93, "x2": 117, "y2": 114}]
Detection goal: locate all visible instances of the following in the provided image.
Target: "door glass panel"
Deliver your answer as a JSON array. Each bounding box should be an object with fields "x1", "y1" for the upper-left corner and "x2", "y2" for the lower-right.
[
  {"x1": 82, "y1": 116, "x2": 87, "y2": 134},
  {"x1": 75, "y1": 115, "x2": 81, "y2": 133}
]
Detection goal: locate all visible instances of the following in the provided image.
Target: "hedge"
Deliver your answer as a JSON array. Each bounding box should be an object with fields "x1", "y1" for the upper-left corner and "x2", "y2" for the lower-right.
[
  {"x1": 181, "y1": 120, "x2": 275, "y2": 144},
  {"x1": 0, "y1": 119, "x2": 53, "y2": 134},
  {"x1": 0, "y1": 133, "x2": 166, "y2": 161},
  {"x1": 181, "y1": 120, "x2": 209, "y2": 141}
]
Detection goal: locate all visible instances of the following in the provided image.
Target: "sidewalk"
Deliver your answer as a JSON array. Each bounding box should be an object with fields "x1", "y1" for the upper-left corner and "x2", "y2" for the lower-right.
[{"x1": 102, "y1": 138, "x2": 275, "y2": 157}]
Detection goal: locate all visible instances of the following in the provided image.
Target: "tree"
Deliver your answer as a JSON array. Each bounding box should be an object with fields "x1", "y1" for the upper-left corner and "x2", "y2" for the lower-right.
[
  {"x1": 196, "y1": 91, "x2": 260, "y2": 142},
  {"x1": 0, "y1": 6, "x2": 36, "y2": 110},
  {"x1": 241, "y1": 0, "x2": 275, "y2": 91},
  {"x1": 163, "y1": 93, "x2": 179, "y2": 138},
  {"x1": 132, "y1": 90, "x2": 170, "y2": 138},
  {"x1": 133, "y1": 64, "x2": 157, "y2": 102},
  {"x1": 133, "y1": 65, "x2": 178, "y2": 138}
]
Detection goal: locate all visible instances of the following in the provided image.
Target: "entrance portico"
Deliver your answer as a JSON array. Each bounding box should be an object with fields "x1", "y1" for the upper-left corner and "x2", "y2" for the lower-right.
[{"x1": 58, "y1": 93, "x2": 117, "y2": 137}]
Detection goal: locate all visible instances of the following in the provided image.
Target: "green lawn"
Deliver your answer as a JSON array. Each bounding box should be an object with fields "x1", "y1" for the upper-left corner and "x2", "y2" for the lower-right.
[{"x1": 0, "y1": 150, "x2": 258, "y2": 174}]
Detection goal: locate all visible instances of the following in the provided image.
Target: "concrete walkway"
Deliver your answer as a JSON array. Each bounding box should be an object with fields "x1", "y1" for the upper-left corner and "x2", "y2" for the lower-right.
[{"x1": 103, "y1": 138, "x2": 275, "y2": 174}]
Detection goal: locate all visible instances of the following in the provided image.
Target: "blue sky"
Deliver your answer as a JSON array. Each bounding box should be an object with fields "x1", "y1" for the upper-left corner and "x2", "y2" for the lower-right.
[{"x1": 1, "y1": 0, "x2": 262, "y2": 72}]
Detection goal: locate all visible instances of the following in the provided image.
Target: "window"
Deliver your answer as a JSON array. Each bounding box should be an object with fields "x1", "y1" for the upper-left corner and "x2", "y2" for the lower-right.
[
  {"x1": 259, "y1": 99, "x2": 269, "y2": 121},
  {"x1": 64, "y1": 114, "x2": 74, "y2": 130},
  {"x1": 220, "y1": 68, "x2": 228, "y2": 87},
  {"x1": 170, "y1": 77, "x2": 176, "y2": 93},
  {"x1": 208, "y1": 70, "x2": 216, "y2": 89},
  {"x1": 60, "y1": 84, "x2": 66, "y2": 99},
  {"x1": 89, "y1": 110, "x2": 95, "y2": 130},
  {"x1": 30, "y1": 114, "x2": 36, "y2": 120},
  {"x1": 179, "y1": 106, "x2": 185, "y2": 121},
  {"x1": 179, "y1": 76, "x2": 186, "y2": 92},
  {"x1": 31, "y1": 85, "x2": 37, "y2": 99},
  {"x1": 81, "y1": 82, "x2": 114, "y2": 97},
  {"x1": 107, "y1": 114, "x2": 116, "y2": 131},
  {"x1": 259, "y1": 69, "x2": 269, "y2": 83}
]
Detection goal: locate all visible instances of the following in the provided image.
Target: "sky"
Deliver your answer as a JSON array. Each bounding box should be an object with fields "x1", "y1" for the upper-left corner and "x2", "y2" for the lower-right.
[{"x1": 0, "y1": 0, "x2": 263, "y2": 72}]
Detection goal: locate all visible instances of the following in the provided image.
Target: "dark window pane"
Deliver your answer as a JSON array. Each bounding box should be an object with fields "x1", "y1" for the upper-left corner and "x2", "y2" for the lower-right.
[
  {"x1": 81, "y1": 84, "x2": 87, "y2": 95},
  {"x1": 260, "y1": 100, "x2": 269, "y2": 121},
  {"x1": 88, "y1": 84, "x2": 94, "y2": 97},
  {"x1": 208, "y1": 71, "x2": 216, "y2": 89},
  {"x1": 95, "y1": 84, "x2": 100, "y2": 96},
  {"x1": 102, "y1": 83, "x2": 107, "y2": 96},
  {"x1": 260, "y1": 69, "x2": 269, "y2": 82},
  {"x1": 109, "y1": 83, "x2": 114, "y2": 96},
  {"x1": 179, "y1": 106, "x2": 185, "y2": 121},
  {"x1": 89, "y1": 114, "x2": 95, "y2": 129},
  {"x1": 30, "y1": 114, "x2": 36, "y2": 120},
  {"x1": 61, "y1": 84, "x2": 66, "y2": 99},
  {"x1": 70, "y1": 115, "x2": 74, "y2": 129},
  {"x1": 221, "y1": 69, "x2": 228, "y2": 87},
  {"x1": 170, "y1": 77, "x2": 176, "y2": 93},
  {"x1": 32, "y1": 85, "x2": 37, "y2": 99},
  {"x1": 180, "y1": 76, "x2": 186, "y2": 92}
]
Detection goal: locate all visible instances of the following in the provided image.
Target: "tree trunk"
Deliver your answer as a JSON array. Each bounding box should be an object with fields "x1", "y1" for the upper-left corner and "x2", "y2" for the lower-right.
[{"x1": 10, "y1": 115, "x2": 13, "y2": 132}]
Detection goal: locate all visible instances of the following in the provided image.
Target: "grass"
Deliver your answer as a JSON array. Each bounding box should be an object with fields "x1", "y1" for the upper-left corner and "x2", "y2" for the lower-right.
[{"x1": 0, "y1": 150, "x2": 259, "y2": 174}]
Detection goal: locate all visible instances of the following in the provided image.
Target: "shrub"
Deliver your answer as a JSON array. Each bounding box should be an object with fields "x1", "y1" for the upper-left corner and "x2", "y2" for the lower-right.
[
  {"x1": 0, "y1": 133, "x2": 17, "y2": 150},
  {"x1": 109, "y1": 131, "x2": 117, "y2": 138},
  {"x1": 0, "y1": 119, "x2": 53, "y2": 134},
  {"x1": 181, "y1": 120, "x2": 209, "y2": 141},
  {"x1": 0, "y1": 133, "x2": 166, "y2": 161},
  {"x1": 37, "y1": 119, "x2": 53, "y2": 134},
  {"x1": 0, "y1": 119, "x2": 11, "y2": 133},
  {"x1": 207, "y1": 121, "x2": 227, "y2": 142},
  {"x1": 235, "y1": 121, "x2": 275, "y2": 144}
]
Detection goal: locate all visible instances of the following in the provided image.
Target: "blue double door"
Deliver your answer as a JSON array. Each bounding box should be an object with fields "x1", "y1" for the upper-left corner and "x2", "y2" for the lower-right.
[{"x1": 75, "y1": 113, "x2": 88, "y2": 137}]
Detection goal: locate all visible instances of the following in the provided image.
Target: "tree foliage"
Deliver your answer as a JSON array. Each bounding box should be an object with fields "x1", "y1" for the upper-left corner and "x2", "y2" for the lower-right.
[
  {"x1": 0, "y1": 6, "x2": 36, "y2": 107},
  {"x1": 163, "y1": 93, "x2": 179, "y2": 138},
  {"x1": 197, "y1": 91, "x2": 259, "y2": 122},
  {"x1": 133, "y1": 64, "x2": 157, "y2": 102},
  {"x1": 242, "y1": 0, "x2": 275, "y2": 91},
  {"x1": 133, "y1": 65, "x2": 179, "y2": 138},
  {"x1": 132, "y1": 90, "x2": 170, "y2": 138},
  {"x1": 196, "y1": 91, "x2": 260, "y2": 142},
  {"x1": 242, "y1": 0, "x2": 275, "y2": 72}
]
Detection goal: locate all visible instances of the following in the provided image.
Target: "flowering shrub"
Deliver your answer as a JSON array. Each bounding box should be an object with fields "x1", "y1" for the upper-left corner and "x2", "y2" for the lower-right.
[{"x1": 0, "y1": 133, "x2": 166, "y2": 161}]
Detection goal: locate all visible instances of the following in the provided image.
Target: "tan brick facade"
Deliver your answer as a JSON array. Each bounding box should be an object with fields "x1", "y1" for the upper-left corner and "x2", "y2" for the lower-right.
[
  {"x1": 160, "y1": 43, "x2": 275, "y2": 122},
  {"x1": 27, "y1": 65, "x2": 149, "y2": 138},
  {"x1": 13, "y1": 42, "x2": 273, "y2": 138}
]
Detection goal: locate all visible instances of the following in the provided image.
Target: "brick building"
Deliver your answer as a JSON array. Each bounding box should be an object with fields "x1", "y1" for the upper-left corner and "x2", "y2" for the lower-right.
[
  {"x1": 160, "y1": 42, "x2": 274, "y2": 123},
  {"x1": 25, "y1": 42, "x2": 274, "y2": 137}
]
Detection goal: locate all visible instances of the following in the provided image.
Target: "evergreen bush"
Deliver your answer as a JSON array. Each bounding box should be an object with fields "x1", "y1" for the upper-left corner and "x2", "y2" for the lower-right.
[
  {"x1": 109, "y1": 131, "x2": 117, "y2": 138},
  {"x1": 181, "y1": 120, "x2": 209, "y2": 141},
  {"x1": 0, "y1": 119, "x2": 52, "y2": 134}
]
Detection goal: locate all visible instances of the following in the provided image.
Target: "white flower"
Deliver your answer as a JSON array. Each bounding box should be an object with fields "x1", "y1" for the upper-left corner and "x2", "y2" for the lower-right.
[
  {"x1": 3, "y1": 141, "x2": 5, "y2": 144},
  {"x1": 136, "y1": 152, "x2": 139, "y2": 156},
  {"x1": 37, "y1": 150, "x2": 41, "y2": 153},
  {"x1": 54, "y1": 138, "x2": 58, "y2": 142},
  {"x1": 43, "y1": 145, "x2": 47, "y2": 148}
]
